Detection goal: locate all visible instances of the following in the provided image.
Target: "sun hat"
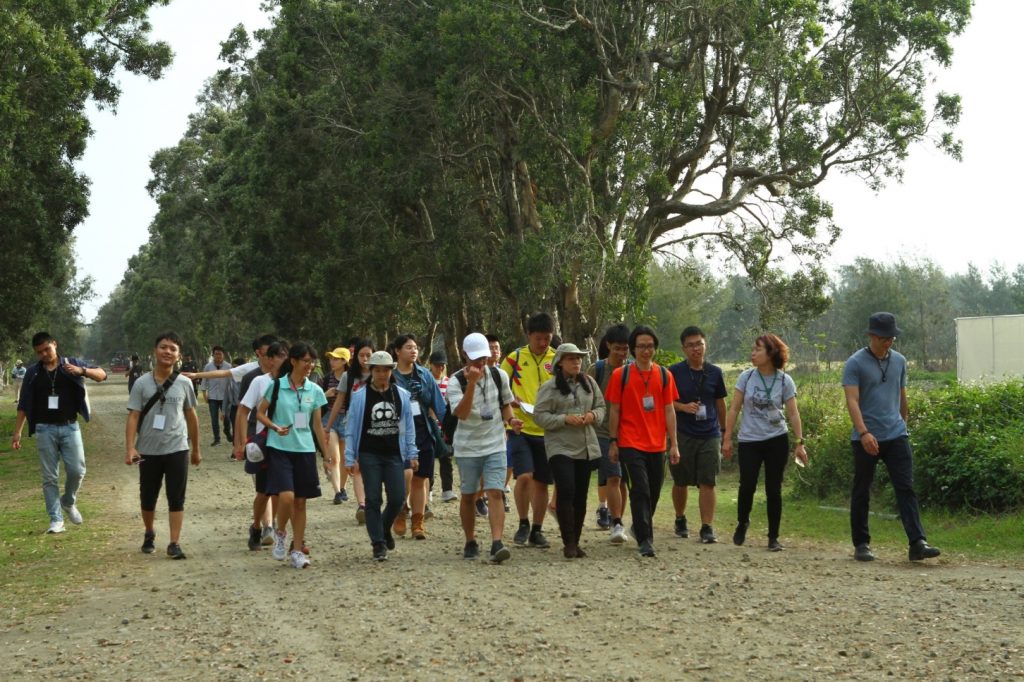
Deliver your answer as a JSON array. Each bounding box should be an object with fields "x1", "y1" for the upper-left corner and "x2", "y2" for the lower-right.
[
  {"x1": 326, "y1": 347, "x2": 351, "y2": 362},
  {"x1": 463, "y1": 333, "x2": 490, "y2": 361},
  {"x1": 866, "y1": 312, "x2": 902, "y2": 338},
  {"x1": 366, "y1": 350, "x2": 397, "y2": 368},
  {"x1": 553, "y1": 342, "x2": 589, "y2": 367}
]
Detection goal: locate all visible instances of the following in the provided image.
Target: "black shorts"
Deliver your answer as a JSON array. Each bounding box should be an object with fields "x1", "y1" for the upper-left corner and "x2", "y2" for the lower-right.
[
  {"x1": 139, "y1": 450, "x2": 189, "y2": 512},
  {"x1": 265, "y1": 447, "x2": 322, "y2": 499},
  {"x1": 507, "y1": 432, "x2": 552, "y2": 485}
]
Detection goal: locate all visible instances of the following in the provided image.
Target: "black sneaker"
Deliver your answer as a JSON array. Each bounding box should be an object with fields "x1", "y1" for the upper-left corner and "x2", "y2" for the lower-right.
[
  {"x1": 597, "y1": 506, "x2": 611, "y2": 529},
  {"x1": 513, "y1": 523, "x2": 530, "y2": 546},
  {"x1": 372, "y1": 542, "x2": 388, "y2": 561},
  {"x1": 674, "y1": 516, "x2": 689, "y2": 538},
  {"x1": 733, "y1": 522, "x2": 748, "y2": 546},
  {"x1": 475, "y1": 498, "x2": 488, "y2": 517},
  {"x1": 141, "y1": 531, "x2": 156, "y2": 554},
  {"x1": 384, "y1": 532, "x2": 396, "y2": 551},
  {"x1": 639, "y1": 539, "x2": 657, "y2": 557},
  {"x1": 167, "y1": 542, "x2": 186, "y2": 560},
  {"x1": 463, "y1": 539, "x2": 480, "y2": 560},
  {"x1": 248, "y1": 525, "x2": 262, "y2": 551},
  {"x1": 210, "y1": 439, "x2": 220, "y2": 447},
  {"x1": 768, "y1": 538, "x2": 784, "y2": 552},
  {"x1": 528, "y1": 529, "x2": 550, "y2": 548},
  {"x1": 699, "y1": 524, "x2": 718, "y2": 544},
  {"x1": 489, "y1": 540, "x2": 511, "y2": 564}
]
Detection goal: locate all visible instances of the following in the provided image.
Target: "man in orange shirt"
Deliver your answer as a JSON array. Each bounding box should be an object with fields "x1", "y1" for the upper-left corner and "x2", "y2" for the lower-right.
[{"x1": 606, "y1": 325, "x2": 680, "y2": 557}]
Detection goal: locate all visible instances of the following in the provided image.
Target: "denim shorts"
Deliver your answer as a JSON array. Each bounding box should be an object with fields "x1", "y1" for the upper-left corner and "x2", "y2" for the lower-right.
[
  {"x1": 595, "y1": 436, "x2": 622, "y2": 485},
  {"x1": 412, "y1": 417, "x2": 435, "y2": 479},
  {"x1": 506, "y1": 432, "x2": 552, "y2": 484},
  {"x1": 322, "y1": 411, "x2": 347, "y2": 439},
  {"x1": 456, "y1": 451, "x2": 507, "y2": 494},
  {"x1": 669, "y1": 434, "x2": 722, "y2": 486},
  {"x1": 265, "y1": 447, "x2": 322, "y2": 499}
]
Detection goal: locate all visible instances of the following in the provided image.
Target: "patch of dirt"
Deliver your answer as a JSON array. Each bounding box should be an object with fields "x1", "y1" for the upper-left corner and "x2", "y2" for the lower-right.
[{"x1": 1, "y1": 377, "x2": 1022, "y2": 680}]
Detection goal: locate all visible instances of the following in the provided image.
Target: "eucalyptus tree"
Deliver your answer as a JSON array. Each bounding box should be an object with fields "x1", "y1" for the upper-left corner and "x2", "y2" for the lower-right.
[{"x1": 0, "y1": 1, "x2": 172, "y2": 346}]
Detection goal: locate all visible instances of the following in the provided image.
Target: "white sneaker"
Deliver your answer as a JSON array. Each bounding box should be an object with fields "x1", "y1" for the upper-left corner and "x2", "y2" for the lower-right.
[
  {"x1": 47, "y1": 520, "x2": 66, "y2": 534},
  {"x1": 610, "y1": 523, "x2": 627, "y2": 545},
  {"x1": 62, "y1": 504, "x2": 83, "y2": 525},
  {"x1": 289, "y1": 550, "x2": 310, "y2": 569},
  {"x1": 441, "y1": 490, "x2": 458, "y2": 502},
  {"x1": 272, "y1": 530, "x2": 288, "y2": 560}
]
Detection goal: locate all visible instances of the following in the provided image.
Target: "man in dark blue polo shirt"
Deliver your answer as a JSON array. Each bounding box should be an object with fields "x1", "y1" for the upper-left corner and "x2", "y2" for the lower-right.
[
  {"x1": 9, "y1": 331, "x2": 107, "y2": 534},
  {"x1": 669, "y1": 326, "x2": 728, "y2": 544}
]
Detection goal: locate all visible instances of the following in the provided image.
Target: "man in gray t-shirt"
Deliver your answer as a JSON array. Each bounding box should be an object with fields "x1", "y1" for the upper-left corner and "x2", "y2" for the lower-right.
[
  {"x1": 842, "y1": 312, "x2": 939, "y2": 564},
  {"x1": 126, "y1": 332, "x2": 202, "y2": 560}
]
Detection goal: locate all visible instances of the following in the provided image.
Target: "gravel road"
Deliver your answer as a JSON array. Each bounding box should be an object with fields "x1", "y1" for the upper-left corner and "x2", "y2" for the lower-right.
[{"x1": 2, "y1": 377, "x2": 1022, "y2": 680}]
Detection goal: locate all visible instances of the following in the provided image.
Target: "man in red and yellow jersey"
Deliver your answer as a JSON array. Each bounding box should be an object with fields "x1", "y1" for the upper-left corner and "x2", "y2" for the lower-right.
[{"x1": 501, "y1": 312, "x2": 557, "y2": 547}]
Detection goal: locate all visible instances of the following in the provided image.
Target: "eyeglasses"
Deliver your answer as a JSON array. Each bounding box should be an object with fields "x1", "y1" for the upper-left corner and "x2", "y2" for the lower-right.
[
  {"x1": 634, "y1": 344, "x2": 656, "y2": 351},
  {"x1": 684, "y1": 341, "x2": 705, "y2": 349}
]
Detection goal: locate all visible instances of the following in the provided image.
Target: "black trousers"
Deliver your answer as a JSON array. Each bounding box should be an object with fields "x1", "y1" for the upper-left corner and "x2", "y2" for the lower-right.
[
  {"x1": 737, "y1": 434, "x2": 789, "y2": 540},
  {"x1": 548, "y1": 455, "x2": 592, "y2": 547},
  {"x1": 851, "y1": 436, "x2": 926, "y2": 546},
  {"x1": 619, "y1": 447, "x2": 665, "y2": 544}
]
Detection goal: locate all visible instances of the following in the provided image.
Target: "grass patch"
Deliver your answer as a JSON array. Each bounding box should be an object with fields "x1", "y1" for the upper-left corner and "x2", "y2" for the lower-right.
[
  {"x1": 649, "y1": 470, "x2": 1024, "y2": 563},
  {"x1": 0, "y1": 399, "x2": 121, "y2": 623}
]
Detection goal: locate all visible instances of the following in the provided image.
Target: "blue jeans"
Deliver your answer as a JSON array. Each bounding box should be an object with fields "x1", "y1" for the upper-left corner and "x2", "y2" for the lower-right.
[
  {"x1": 851, "y1": 436, "x2": 926, "y2": 546},
  {"x1": 359, "y1": 450, "x2": 406, "y2": 545},
  {"x1": 35, "y1": 423, "x2": 87, "y2": 523}
]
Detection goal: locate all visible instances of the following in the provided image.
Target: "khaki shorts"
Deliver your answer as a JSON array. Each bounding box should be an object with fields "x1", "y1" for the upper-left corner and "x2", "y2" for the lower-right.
[{"x1": 669, "y1": 434, "x2": 721, "y2": 487}]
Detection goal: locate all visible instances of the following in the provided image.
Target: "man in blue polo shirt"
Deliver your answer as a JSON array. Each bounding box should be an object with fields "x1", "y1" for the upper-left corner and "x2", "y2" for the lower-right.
[
  {"x1": 843, "y1": 312, "x2": 940, "y2": 563},
  {"x1": 669, "y1": 326, "x2": 728, "y2": 544}
]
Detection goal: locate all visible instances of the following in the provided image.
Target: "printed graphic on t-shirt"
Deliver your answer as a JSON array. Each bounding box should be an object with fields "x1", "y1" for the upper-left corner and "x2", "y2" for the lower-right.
[
  {"x1": 368, "y1": 400, "x2": 399, "y2": 436},
  {"x1": 748, "y1": 385, "x2": 783, "y2": 425}
]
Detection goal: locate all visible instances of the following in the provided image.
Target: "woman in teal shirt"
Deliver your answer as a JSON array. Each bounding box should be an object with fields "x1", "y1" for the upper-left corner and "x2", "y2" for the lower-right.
[{"x1": 257, "y1": 342, "x2": 329, "y2": 569}]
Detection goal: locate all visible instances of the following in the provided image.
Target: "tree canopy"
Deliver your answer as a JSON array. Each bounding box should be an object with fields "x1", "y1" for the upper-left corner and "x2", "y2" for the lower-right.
[
  {"x1": 89, "y1": 0, "x2": 972, "y2": 361},
  {"x1": 0, "y1": 0, "x2": 172, "y2": 352}
]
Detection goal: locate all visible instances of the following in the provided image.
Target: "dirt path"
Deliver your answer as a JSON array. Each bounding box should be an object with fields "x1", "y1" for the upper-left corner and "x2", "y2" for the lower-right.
[{"x1": 2, "y1": 377, "x2": 1022, "y2": 680}]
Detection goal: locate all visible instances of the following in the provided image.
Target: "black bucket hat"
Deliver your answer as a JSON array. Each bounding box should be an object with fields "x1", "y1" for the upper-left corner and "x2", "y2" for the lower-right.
[{"x1": 866, "y1": 312, "x2": 901, "y2": 338}]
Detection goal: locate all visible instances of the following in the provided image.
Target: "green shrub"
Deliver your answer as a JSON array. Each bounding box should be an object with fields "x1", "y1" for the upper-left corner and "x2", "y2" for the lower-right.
[
  {"x1": 787, "y1": 375, "x2": 1024, "y2": 512},
  {"x1": 909, "y1": 381, "x2": 1024, "y2": 512}
]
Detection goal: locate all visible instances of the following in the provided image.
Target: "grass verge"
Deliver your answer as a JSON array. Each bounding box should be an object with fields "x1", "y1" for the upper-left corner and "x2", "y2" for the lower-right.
[
  {"x1": 0, "y1": 400, "x2": 121, "y2": 624},
  {"x1": 659, "y1": 468, "x2": 1024, "y2": 563}
]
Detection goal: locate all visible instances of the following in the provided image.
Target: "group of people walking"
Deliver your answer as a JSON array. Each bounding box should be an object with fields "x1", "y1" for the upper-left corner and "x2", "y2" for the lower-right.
[{"x1": 6, "y1": 311, "x2": 941, "y2": 568}]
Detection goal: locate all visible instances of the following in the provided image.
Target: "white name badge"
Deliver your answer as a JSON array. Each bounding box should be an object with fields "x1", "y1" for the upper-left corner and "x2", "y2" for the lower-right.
[
  {"x1": 695, "y1": 404, "x2": 707, "y2": 421},
  {"x1": 152, "y1": 414, "x2": 166, "y2": 430},
  {"x1": 48, "y1": 396, "x2": 60, "y2": 410},
  {"x1": 293, "y1": 412, "x2": 308, "y2": 429},
  {"x1": 411, "y1": 401, "x2": 422, "y2": 417},
  {"x1": 642, "y1": 395, "x2": 655, "y2": 412}
]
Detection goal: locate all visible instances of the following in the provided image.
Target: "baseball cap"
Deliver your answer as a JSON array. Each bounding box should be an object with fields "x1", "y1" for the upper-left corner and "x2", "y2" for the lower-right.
[{"x1": 463, "y1": 333, "x2": 490, "y2": 361}]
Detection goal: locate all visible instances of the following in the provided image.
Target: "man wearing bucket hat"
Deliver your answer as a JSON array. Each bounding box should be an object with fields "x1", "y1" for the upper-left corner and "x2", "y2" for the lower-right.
[
  {"x1": 447, "y1": 333, "x2": 521, "y2": 563},
  {"x1": 344, "y1": 350, "x2": 419, "y2": 561},
  {"x1": 842, "y1": 312, "x2": 940, "y2": 563}
]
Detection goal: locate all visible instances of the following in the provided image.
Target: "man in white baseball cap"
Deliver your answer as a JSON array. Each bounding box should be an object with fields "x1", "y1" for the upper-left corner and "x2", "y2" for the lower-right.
[{"x1": 446, "y1": 333, "x2": 523, "y2": 563}]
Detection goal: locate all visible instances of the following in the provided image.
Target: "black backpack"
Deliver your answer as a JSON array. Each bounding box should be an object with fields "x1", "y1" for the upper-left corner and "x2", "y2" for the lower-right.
[{"x1": 442, "y1": 367, "x2": 506, "y2": 442}]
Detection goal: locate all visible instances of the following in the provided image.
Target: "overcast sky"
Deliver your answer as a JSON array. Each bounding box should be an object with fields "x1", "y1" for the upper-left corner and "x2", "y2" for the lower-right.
[{"x1": 73, "y1": 1, "x2": 1021, "y2": 321}]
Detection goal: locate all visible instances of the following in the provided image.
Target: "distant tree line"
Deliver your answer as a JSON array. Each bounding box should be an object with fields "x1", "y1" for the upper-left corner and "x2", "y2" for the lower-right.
[{"x1": 644, "y1": 257, "x2": 1024, "y2": 370}]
